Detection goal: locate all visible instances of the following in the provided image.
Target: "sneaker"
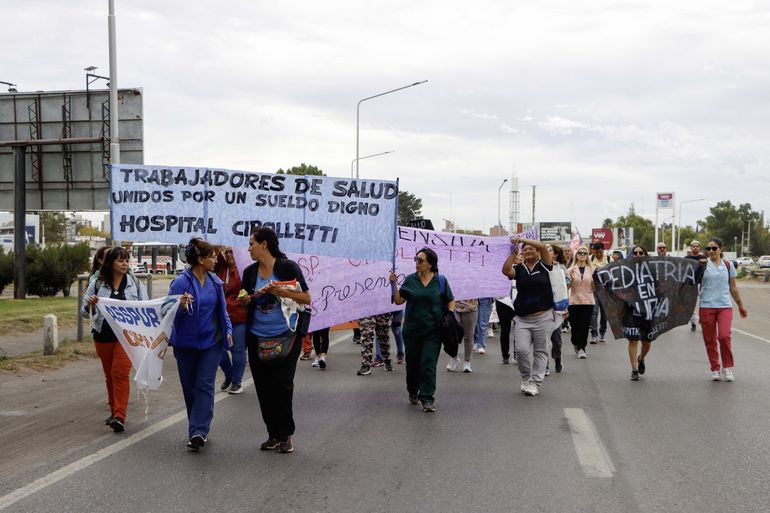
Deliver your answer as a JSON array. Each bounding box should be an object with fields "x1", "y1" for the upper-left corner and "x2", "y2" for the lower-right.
[
  {"x1": 637, "y1": 356, "x2": 646, "y2": 375},
  {"x1": 371, "y1": 358, "x2": 384, "y2": 367},
  {"x1": 299, "y1": 351, "x2": 312, "y2": 361},
  {"x1": 577, "y1": 349, "x2": 587, "y2": 359},
  {"x1": 690, "y1": 322, "x2": 696, "y2": 332},
  {"x1": 545, "y1": 366, "x2": 550, "y2": 376},
  {"x1": 722, "y1": 368, "x2": 735, "y2": 382},
  {"x1": 502, "y1": 356, "x2": 510, "y2": 364},
  {"x1": 105, "y1": 415, "x2": 114, "y2": 426},
  {"x1": 487, "y1": 328, "x2": 494, "y2": 338},
  {"x1": 520, "y1": 380, "x2": 530, "y2": 393},
  {"x1": 228, "y1": 383, "x2": 243, "y2": 394},
  {"x1": 356, "y1": 364, "x2": 371, "y2": 376},
  {"x1": 260, "y1": 437, "x2": 280, "y2": 450},
  {"x1": 599, "y1": 337, "x2": 606, "y2": 343},
  {"x1": 220, "y1": 378, "x2": 232, "y2": 391},
  {"x1": 574, "y1": 345, "x2": 579, "y2": 355},
  {"x1": 463, "y1": 362, "x2": 472, "y2": 373},
  {"x1": 524, "y1": 381, "x2": 539, "y2": 396},
  {"x1": 187, "y1": 434, "x2": 205, "y2": 451},
  {"x1": 318, "y1": 356, "x2": 327, "y2": 370},
  {"x1": 590, "y1": 337, "x2": 598, "y2": 345},
  {"x1": 353, "y1": 337, "x2": 361, "y2": 345},
  {"x1": 446, "y1": 356, "x2": 460, "y2": 372},
  {"x1": 561, "y1": 326, "x2": 569, "y2": 333},
  {"x1": 477, "y1": 347, "x2": 486, "y2": 355},
  {"x1": 555, "y1": 358, "x2": 563, "y2": 373},
  {"x1": 511, "y1": 354, "x2": 518, "y2": 364},
  {"x1": 421, "y1": 401, "x2": 436, "y2": 413},
  {"x1": 109, "y1": 417, "x2": 125, "y2": 433},
  {"x1": 397, "y1": 354, "x2": 405, "y2": 364},
  {"x1": 384, "y1": 359, "x2": 393, "y2": 372},
  {"x1": 311, "y1": 357, "x2": 320, "y2": 367},
  {"x1": 277, "y1": 437, "x2": 294, "y2": 453},
  {"x1": 630, "y1": 370, "x2": 640, "y2": 381},
  {"x1": 408, "y1": 393, "x2": 419, "y2": 405},
  {"x1": 711, "y1": 370, "x2": 721, "y2": 381}
]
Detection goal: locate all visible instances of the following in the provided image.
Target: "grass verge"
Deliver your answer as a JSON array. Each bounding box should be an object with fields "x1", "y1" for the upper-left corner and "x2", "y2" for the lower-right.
[
  {"x1": 0, "y1": 297, "x2": 80, "y2": 333},
  {"x1": 0, "y1": 337, "x2": 97, "y2": 371}
]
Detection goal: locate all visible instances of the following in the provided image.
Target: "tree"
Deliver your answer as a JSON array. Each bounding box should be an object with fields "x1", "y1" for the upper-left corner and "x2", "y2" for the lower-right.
[
  {"x1": 614, "y1": 204, "x2": 655, "y2": 250},
  {"x1": 40, "y1": 212, "x2": 66, "y2": 244},
  {"x1": 276, "y1": 163, "x2": 325, "y2": 176},
  {"x1": 398, "y1": 191, "x2": 423, "y2": 225},
  {"x1": 602, "y1": 218, "x2": 613, "y2": 228},
  {"x1": 78, "y1": 225, "x2": 109, "y2": 238}
]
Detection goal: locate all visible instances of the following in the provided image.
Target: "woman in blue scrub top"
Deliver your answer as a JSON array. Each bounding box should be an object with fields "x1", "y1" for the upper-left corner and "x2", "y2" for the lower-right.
[
  {"x1": 241, "y1": 228, "x2": 311, "y2": 454},
  {"x1": 169, "y1": 238, "x2": 233, "y2": 451}
]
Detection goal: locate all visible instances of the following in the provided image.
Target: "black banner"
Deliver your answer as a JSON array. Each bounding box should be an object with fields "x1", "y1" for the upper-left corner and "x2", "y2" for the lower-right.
[{"x1": 593, "y1": 257, "x2": 703, "y2": 341}]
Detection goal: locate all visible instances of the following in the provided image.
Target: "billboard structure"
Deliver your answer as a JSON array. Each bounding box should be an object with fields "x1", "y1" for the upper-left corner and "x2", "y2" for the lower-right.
[
  {"x1": 0, "y1": 88, "x2": 144, "y2": 210},
  {"x1": 539, "y1": 222, "x2": 572, "y2": 243}
]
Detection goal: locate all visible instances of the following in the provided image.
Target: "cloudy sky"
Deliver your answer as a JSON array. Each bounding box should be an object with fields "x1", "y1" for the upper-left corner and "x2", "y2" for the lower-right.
[{"x1": 3, "y1": 0, "x2": 769, "y2": 240}]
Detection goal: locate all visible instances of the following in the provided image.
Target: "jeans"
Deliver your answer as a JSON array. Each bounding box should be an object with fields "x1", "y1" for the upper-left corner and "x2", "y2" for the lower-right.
[
  {"x1": 174, "y1": 343, "x2": 222, "y2": 439},
  {"x1": 590, "y1": 294, "x2": 607, "y2": 338},
  {"x1": 219, "y1": 323, "x2": 247, "y2": 385},
  {"x1": 473, "y1": 298, "x2": 494, "y2": 348}
]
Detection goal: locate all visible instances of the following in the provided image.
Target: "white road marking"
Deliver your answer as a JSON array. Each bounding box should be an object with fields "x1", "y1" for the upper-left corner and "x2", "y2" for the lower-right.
[
  {"x1": 0, "y1": 377, "x2": 254, "y2": 512},
  {"x1": 732, "y1": 328, "x2": 770, "y2": 345},
  {"x1": 564, "y1": 408, "x2": 615, "y2": 479}
]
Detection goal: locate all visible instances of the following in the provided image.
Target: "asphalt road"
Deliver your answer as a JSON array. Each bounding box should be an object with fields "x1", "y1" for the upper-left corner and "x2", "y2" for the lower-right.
[{"x1": 2, "y1": 320, "x2": 770, "y2": 513}]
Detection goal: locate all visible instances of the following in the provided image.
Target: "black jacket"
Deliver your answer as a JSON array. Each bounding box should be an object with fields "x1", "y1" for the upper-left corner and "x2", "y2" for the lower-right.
[{"x1": 241, "y1": 257, "x2": 311, "y2": 336}]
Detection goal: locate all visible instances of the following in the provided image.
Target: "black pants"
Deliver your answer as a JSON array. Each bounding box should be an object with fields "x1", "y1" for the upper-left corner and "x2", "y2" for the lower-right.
[
  {"x1": 312, "y1": 328, "x2": 330, "y2": 354},
  {"x1": 495, "y1": 300, "x2": 515, "y2": 359},
  {"x1": 247, "y1": 331, "x2": 302, "y2": 440},
  {"x1": 568, "y1": 305, "x2": 593, "y2": 351}
]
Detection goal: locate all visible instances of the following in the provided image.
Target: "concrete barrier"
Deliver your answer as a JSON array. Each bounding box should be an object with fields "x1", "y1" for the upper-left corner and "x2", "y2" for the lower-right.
[{"x1": 43, "y1": 314, "x2": 59, "y2": 355}]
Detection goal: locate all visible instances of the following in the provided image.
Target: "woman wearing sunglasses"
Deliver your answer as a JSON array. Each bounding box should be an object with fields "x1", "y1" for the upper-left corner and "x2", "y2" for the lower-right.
[
  {"x1": 168, "y1": 238, "x2": 233, "y2": 451},
  {"x1": 567, "y1": 246, "x2": 594, "y2": 359},
  {"x1": 625, "y1": 245, "x2": 652, "y2": 381},
  {"x1": 389, "y1": 248, "x2": 454, "y2": 412},
  {"x1": 698, "y1": 237, "x2": 748, "y2": 381}
]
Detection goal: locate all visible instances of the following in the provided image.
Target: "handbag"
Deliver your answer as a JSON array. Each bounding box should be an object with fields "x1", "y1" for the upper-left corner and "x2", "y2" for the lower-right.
[
  {"x1": 256, "y1": 330, "x2": 296, "y2": 363},
  {"x1": 437, "y1": 274, "x2": 463, "y2": 358}
]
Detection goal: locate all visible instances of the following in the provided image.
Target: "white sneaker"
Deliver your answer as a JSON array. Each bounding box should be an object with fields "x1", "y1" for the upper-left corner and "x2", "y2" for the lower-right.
[
  {"x1": 463, "y1": 362, "x2": 472, "y2": 373},
  {"x1": 524, "y1": 381, "x2": 539, "y2": 396},
  {"x1": 446, "y1": 357, "x2": 459, "y2": 372},
  {"x1": 478, "y1": 347, "x2": 486, "y2": 355},
  {"x1": 311, "y1": 357, "x2": 320, "y2": 368},
  {"x1": 578, "y1": 349, "x2": 587, "y2": 359},
  {"x1": 520, "y1": 380, "x2": 529, "y2": 393},
  {"x1": 711, "y1": 370, "x2": 721, "y2": 381},
  {"x1": 722, "y1": 368, "x2": 735, "y2": 382},
  {"x1": 472, "y1": 344, "x2": 479, "y2": 352},
  {"x1": 487, "y1": 328, "x2": 494, "y2": 338}
]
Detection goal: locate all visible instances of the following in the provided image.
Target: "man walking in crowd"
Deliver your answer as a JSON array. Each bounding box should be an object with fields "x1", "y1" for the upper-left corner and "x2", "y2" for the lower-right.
[
  {"x1": 473, "y1": 297, "x2": 494, "y2": 354},
  {"x1": 589, "y1": 242, "x2": 610, "y2": 343},
  {"x1": 685, "y1": 240, "x2": 706, "y2": 331},
  {"x1": 656, "y1": 243, "x2": 667, "y2": 257},
  {"x1": 356, "y1": 314, "x2": 394, "y2": 375}
]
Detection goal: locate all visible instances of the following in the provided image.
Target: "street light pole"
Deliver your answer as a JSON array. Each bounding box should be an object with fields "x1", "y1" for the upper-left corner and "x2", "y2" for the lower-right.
[
  {"x1": 108, "y1": 0, "x2": 120, "y2": 164},
  {"x1": 677, "y1": 198, "x2": 706, "y2": 253},
  {"x1": 350, "y1": 151, "x2": 394, "y2": 178},
  {"x1": 356, "y1": 80, "x2": 427, "y2": 179},
  {"x1": 497, "y1": 178, "x2": 508, "y2": 229}
]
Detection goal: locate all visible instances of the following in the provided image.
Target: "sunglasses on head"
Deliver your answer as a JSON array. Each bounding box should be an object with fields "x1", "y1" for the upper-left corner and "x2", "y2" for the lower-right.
[
  {"x1": 705, "y1": 246, "x2": 719, "y2": 251},
  {"x1": 414, "y1": 256, "x2": 426, "y2": 263}
]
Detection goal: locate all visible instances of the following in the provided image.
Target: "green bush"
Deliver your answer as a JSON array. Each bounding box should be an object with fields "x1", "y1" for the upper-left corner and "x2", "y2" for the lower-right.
[
  {"x1": 26, "y1": 243, "x2": 90, "y2": 297},
  {"x1": 0, "y1": 247, "x2": 13, "y2": 294}
]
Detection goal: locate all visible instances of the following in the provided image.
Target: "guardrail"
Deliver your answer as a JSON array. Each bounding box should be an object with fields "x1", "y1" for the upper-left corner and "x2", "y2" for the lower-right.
[
  {"x1": 751, "y1": 269, "x2": 770, "y2": 282},
  {"x1": 76, "y1": 273, "x2": 154, "y2": 341}
]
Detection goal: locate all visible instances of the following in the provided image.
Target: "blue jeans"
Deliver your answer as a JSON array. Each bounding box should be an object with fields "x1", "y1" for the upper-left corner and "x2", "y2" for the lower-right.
[
  {"x1": 174, "y1": 342, "x2": 222, "y2": 439},
  {"x1": 376, "y1": 311, "x2": 405, "y2": 359},
  {"x1": 219, "y1": 323, "x2": 247, "y2": 384},
  {"x1": 590, "y1": 295, "x2": 607, "y2": 338},
  {"x1": 474, "y1": 298, "x2": 494, "y2": 348}
]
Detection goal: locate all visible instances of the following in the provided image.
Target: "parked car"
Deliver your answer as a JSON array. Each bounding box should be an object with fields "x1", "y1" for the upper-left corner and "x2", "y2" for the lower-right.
[
  {"x1": 758, "y1": 256, "x2": 770, "y2": 268},
  {"x1": 736, "y1": 257, "x2": 754, "y2": 266}
]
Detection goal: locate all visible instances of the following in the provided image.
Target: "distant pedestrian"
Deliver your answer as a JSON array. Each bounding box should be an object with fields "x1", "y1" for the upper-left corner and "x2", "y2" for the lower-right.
[
  {"x1": 357, "y1": 314, "x2": 393, "y2": 374},
  {"x1": 375, "y1": 311, "x2": 406, "y2": 364},
  {"x1": 473, "y1": 297, "x2": 493, "y2": 353},
  {"x1": 504, "y1": 236, "x2": 554, "y2": 397},
  {"x1": 589, "y1": 242, "x2": 610, "y2": 343},
  {"x1": 547, "y1": 244, "x2": 568, "y2": 374},
  {"x1": 626, "y1": 245, "x2": 652, "y2": 381},
  {"x1": 215, "y1": 247, "x2": 247, "y2": 395},
  {"x1": 611, "y1": 250, "x2": 623, "y2": 262},
  {"x1": 447, "y1": 299, "x2": 477, "y2": 373},
  {"x1": 83, "y1": 247, "x2": 148, "y2": 433},
  {"x1": 389, "y1": 248, "x2": 454, "y2": 412},
  {"x1": 168, "y1": 238, "x2": 233, "y2": 451},
  {"x1": 497, "y1": 249, "x2": 522, "y2": 364},
  {"x1": 88, "y1": 246, "x2": 111, "y2": 284},
  {"x1": 655, "y1": 243, "x2": 667, "y2": 257},
  {"x1": 241, "y1": 228, "x2": 311, "y2": 454},
  {"x1": 685, "y1": 240, "x2": 706, "y2": 331},
  {"x1": 699, "y1": 237, "x2": 748, "y2": 381},
  {"x1": 567, "y1": 246, "x2": 594, "y2": 359},
  {"x1": 311, "y1": 327, "x2": 330, "y2": 369}
]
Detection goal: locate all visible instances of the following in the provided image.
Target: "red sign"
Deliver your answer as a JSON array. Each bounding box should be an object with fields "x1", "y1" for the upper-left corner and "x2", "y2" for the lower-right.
[{"x1": 591, "y1": 228, "x2": 614, "y2": 250}]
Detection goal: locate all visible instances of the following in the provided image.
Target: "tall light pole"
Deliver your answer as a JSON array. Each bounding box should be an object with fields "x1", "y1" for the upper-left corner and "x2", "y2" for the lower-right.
[
  {"x1": 350, "y1": 151, "x2": 394, "y2": 178},
  {"x1": 497, "y1": 178, "x2": 508, "y2": 229},
  {"x1": 0, "y1": 80, "x2": 17, "y2": 93},
  {"x1": 356, "y1": 80, "x2": 427, "y2": 179},
  {"x1": 108, "y1": 0, "x2": 120, "y2": 164},
  {"x1": 677, "y1": 198, "x2": 705, "y2": 253}
]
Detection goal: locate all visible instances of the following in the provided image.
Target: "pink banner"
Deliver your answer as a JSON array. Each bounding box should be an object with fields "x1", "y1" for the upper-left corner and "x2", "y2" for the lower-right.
[{"x1": 234, "y1": 226, "x2": 537, "y2": 331}]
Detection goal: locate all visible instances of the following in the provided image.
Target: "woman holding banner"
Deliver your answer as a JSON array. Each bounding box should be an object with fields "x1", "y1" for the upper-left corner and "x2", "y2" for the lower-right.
[
  {"x1": 389, "y1": 247, "x2": 454, "y2": 412},
  {"x1": 626, "y1": 245, "x2": 652, "y2": 381},
  {"x1": 241, "y1": 227, "x2": 311, "y2": 454},
  {"x1": 699, "y1": 237, "x2": 748, "y2": 381},
  {"x1": 567, "y1": 246, "x2": 594, "y2": 359},
  {"x1": 169, "y1": 238, "x2": 233, "y2": 451},
  {"x1": 503, "y1": 237, "x2": 553, "y2": 397},
  {"x1": 82, "y1": 247, "x2": 148, "y2": 433}
]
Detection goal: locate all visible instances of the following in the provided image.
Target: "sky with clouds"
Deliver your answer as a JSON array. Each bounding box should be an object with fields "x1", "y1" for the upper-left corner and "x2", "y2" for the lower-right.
[{"x1": 2, "y1": 0, "x2": 768, "y2": 240}]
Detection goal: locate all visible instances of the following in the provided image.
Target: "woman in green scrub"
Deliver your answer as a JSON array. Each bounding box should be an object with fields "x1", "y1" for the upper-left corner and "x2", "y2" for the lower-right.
[{"x1": 389, "y1": 248, "x2": 454, "y2": 412}]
